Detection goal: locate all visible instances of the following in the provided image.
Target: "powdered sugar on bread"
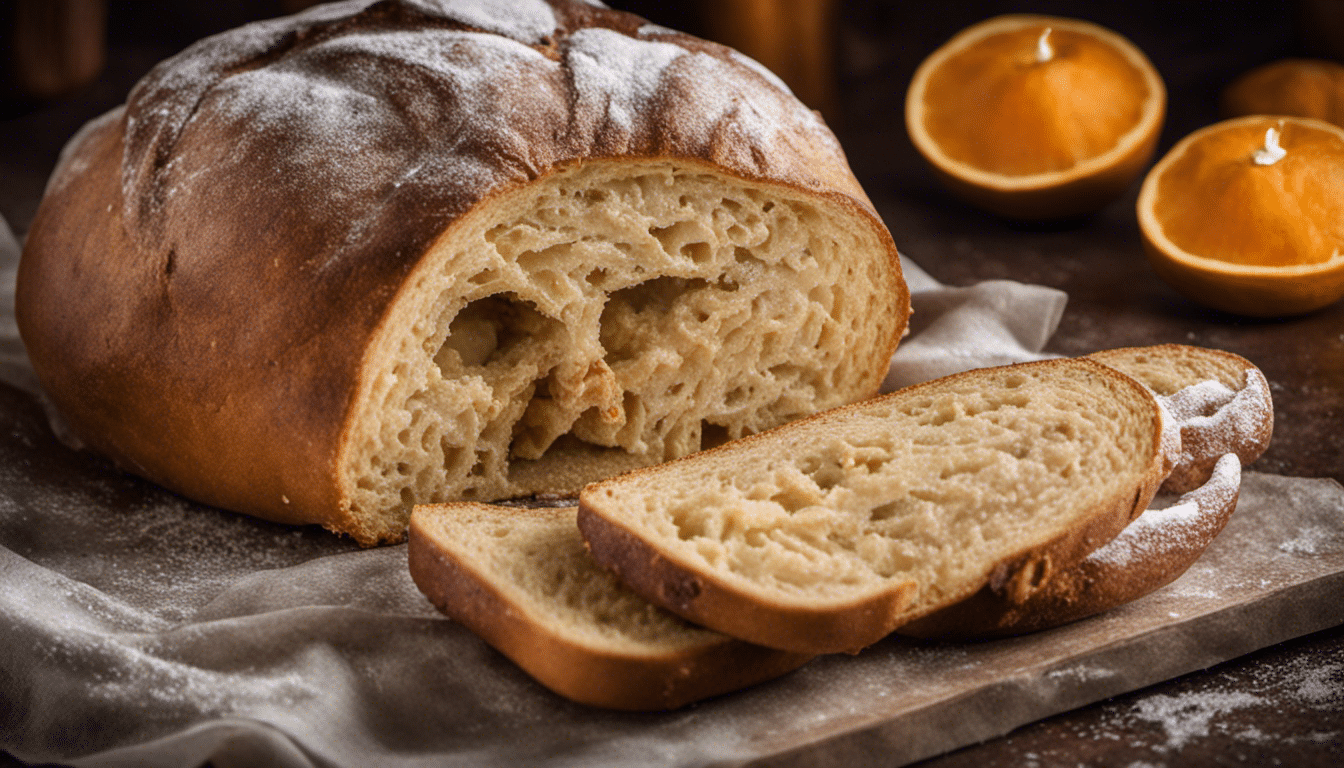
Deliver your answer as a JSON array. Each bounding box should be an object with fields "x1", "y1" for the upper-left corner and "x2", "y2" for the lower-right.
[
  {"x1": 1160, "y1": 369, "x2": 1271, "y2": 485},
  {"x1": 1088, "y1": 453, "x2": 1241, "y2": 569},
  {"x1": 402, "y1": 0, "x2": 559, "y2": 41},
  {"x1": 117, "y1": 0, "x2": 857, "y2": 249},
  {"x1": 1090, "y1": 345, "x2": 1273, "y2": 493}
]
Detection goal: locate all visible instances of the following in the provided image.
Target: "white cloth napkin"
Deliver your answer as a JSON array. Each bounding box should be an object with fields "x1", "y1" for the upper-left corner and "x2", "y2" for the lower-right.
[
  {"x1": 882, "y1": 255, "x2": 1066, "y2": 392},
  {"x1": 0, "y1": 222, "x2": 1075, "y2": 768}
]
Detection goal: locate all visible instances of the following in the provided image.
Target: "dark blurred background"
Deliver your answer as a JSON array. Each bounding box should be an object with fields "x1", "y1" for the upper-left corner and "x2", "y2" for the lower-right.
[{"x1": 3, "y1": 0, "x2": 1342, "y2": 239}]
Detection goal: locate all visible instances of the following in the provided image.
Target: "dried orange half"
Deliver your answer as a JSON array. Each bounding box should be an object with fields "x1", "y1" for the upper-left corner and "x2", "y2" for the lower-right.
[
  {"x1": 1221, "y1": 58, "x2": 1344, "y2": 128},
  {"x1": 1137, "y1": 115, "x2": 1344, "y2": 317},
  {"x1": 906, "y1": 15, "x2": 1166, "y2": 219}
]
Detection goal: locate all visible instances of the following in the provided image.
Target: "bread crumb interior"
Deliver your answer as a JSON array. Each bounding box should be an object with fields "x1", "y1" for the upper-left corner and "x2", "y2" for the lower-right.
[{"x1": 341, "y1": 161, "x2": 899, "y2": 540}]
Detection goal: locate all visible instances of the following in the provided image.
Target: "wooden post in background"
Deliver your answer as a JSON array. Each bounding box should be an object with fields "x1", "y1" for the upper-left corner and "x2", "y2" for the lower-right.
[
  {"x1": 7, "y1": 0, "x2": 105, "y2": 100},
  {"x1": 699, "y1": 0, "x2": 839, "y2": 123}
]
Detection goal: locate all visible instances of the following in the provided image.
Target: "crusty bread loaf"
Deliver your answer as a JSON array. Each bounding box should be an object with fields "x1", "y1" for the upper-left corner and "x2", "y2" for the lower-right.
[
  {"x1": 15, "y1": 0, "x2": 908, "y2": 544},
  {"x1": 900, "y1": 452, "x2": 1241, "y2": 638},
  {"x1": 408, "y1": 501, "x2": 811, "y2": 710},
  {"x1": 577, "y1": 358, "x2": 1170, "y2": 655},
  {"x1": 1089, "y1": 344, "x2": 1273, "y2": 492}
]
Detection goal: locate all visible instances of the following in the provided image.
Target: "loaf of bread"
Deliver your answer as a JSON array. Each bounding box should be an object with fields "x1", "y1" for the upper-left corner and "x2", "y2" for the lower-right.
[
  {"x1": 15, "y1": 0, "x2": 909, "y2": 544},
  {"x1": 577, "y1": 358, "x2": 1170, "y2": 655},
  {"x1": 900, "y1": 343, "x2": 1271, "y2": 638},
  {"x1": 408, "y1": 501, "x2": 812, "y2": 710}
]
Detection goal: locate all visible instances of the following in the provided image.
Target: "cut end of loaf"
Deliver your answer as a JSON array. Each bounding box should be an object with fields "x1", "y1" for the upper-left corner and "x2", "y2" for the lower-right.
[{"x1": 341, "y1": 161, "x2": 906, "y2": 542}]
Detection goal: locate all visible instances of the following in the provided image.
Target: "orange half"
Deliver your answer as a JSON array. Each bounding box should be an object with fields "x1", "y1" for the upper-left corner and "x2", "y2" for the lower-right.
[
  {"x1": 906, "y1": 15, "x2": 1166, "y2": 219},
  {"x1": 1221, "y1": 58, "x2": 1344, "y2": 128},
  {"x1": 1137, "y1": 115, "x2": 1344, "y2": 316}
]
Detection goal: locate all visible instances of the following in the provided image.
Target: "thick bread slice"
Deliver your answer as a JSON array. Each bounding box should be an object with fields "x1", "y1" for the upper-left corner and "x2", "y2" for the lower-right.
[
  {"x1": 900, "y1": 345, "x2": 1271, "y2": 638},
  {"x1": 408, "y1": 502, "x2": 811, "y2": 710},
  {"x1": 15, "y1": 0, "x2": 908, "y2": 545},
  {"x1": 900, "y1": 452, "x2": 1241, "y2": 638},
  {"x1": 577, "y1": 358, "x2": 1169, "y2": 655},
  {"x1": 1089, "y1": 344, "x2": 1273, "y2": 492}
]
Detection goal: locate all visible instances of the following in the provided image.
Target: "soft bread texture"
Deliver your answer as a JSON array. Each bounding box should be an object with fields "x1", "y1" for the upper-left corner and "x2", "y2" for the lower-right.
[
  {"x1": 577, "y1": 358, "x2": 1169, "y2": 655},
  {"x1": 407, "y1": 502, "x2": 811, "y2": 710},
  {"x1": 15, "y1": 0, "x2": 908, "y2": 544},
  {"x1": 1089, "y1": 344, "x2": 1273, "y2": 492},
  {"x1": 902, "y1": 453, "x2": 1241, "y2": 638}
]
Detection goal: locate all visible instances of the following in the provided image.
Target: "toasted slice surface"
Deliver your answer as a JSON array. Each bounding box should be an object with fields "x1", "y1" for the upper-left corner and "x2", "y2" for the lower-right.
[
  {"x1": 407, "y1": 502, "x2": 811, "y2": 710},
  {"x1": 577, "y1": 358, "x2": 1168, "y2": 654},
  {"x1": 901, "y1": 452, "x2": 1241, "y2": 638},
  {"x1": 1089, "y1": 344, "x2": 1273, "y2": 491}
]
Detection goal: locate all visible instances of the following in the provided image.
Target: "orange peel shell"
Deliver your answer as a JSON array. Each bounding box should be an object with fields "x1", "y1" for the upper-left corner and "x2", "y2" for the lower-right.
[
  {"x1": 906, "y1": 14, "x2": 1166, "y2": 219},
  {"x1": 1220, "y1": 58, "x2": 1344, "y2": 127},
  {"x1": 1137, "y1": 115, "x2": 1344, "y2": 317}
]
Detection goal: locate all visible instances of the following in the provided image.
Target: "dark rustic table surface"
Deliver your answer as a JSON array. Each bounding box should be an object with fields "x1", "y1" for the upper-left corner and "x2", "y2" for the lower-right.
[{"x1": 2, "y1": 1, "x2": 1341, "y2": 766}]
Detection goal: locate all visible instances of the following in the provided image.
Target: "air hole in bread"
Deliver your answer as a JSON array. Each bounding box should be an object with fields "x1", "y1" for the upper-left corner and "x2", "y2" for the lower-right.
[
  {"x1": 700, "y1": 422, "x2": 731, "y2": 450},
  {"x1": 672, "y1": 506, "x2": 706, "y2": 540},
  {"x1": 734, "y1": 246, "x2": 760, "y2": 267},
  {"x1": 585, "y1": 268, "x2": 611, "y2": 289},
  {"x1": 769, "y1": 480, "x2": 820, "y2": 513},
  {"x1": 435, "y1": 294, "x2": 553, "y2": 372}
]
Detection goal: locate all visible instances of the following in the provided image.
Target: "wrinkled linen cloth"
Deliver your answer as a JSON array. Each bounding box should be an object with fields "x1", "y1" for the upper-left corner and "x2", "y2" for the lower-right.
[
  {"x1": 4, "y1": 220, "x2": 1343, "y2": 768},
  {"x1": 882, "y1": 256, "x2": 1066, "y2": 392}
]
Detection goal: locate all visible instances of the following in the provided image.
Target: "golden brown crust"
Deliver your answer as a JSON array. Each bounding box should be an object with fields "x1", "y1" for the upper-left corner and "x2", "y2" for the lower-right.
[
  {"x1": 16, "y1": 0, "x2": 906, "y2": 543},
  {"x1": 17, "y1": 106, "x2": 359, "y2": 531},
  {"x1": 407, "y1": 507, "x2": 812, "y2": 710}
]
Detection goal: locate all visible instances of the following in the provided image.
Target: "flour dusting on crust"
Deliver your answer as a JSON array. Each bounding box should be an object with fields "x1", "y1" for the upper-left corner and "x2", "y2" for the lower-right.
[
  {"x1": 1089, "y1": 453, "x2": 1241, "y2": 568},
  {"x1": 402, "y1": 0, "x2": 558, "y2": 43},
  {"x1": 1152, "y1": 367, "x2": 1272, "y2": 487}
]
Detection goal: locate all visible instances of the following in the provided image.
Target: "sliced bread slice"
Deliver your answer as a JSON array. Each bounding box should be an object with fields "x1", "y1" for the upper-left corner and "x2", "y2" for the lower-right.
[
  {"x1": 577, "y1": 358, "x2": 1170, "y2": 654},
  {"x1": 899, "y1": 344, "x2": 1271, "y2": 638},
  {"x1": 1089, "y1": 344, "x2": 1273, "y2": 492},
  {"x1": 900, "y1": 452, "x2": 1241, "y2": 638},
  {"x1": 407, "y1": 502, "x2": 812, "y2": 711}
]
